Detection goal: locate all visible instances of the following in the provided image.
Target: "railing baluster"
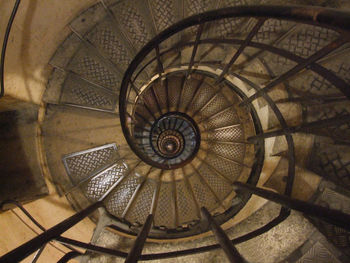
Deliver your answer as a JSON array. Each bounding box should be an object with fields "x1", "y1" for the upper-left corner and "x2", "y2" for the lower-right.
[
  {"x1": 0, "y1": 202, "x2": 103, "y2": 263},
  {"x1": 191, "y1": 164, "x2": 226, "y2": 210},
  {"x1": 182, "y1": 168, "x2": 201, "y2": 219},
  {"x1": 233, "y1": 182, "x2": 350, "y2": 232},
  {"x1": 215, "y1": 18, "x2": 266, "y2": 84},
  {"x1": 1, "y1": 0, "x2": 21, "y2": 99},
  {"x1": 240, "y1": 37, "x2": 347, "y2": 106},
  {"x1": 184, "y1": 76, "x2": 204, "y2": 114},
  {"x1": 57, "y1": 251, "x2": 83, "y2": 263},
  {"x1": 236, "y1": 23, "x2": 300, "y2": 72},
  {"x1": 134, "y1": 125, "x2": 151, "y2": 133},
  {"x1": 141, "y1": 99, "x2": 158, "y2": 121},
  {"x1": 177, "y1": 75, "x2": 187, "y2": 111},
  {"x1": 187, "y1": 24, "x2": 204, "y2": 77},
  {"x1": 165, "y1": 77, "x2": 170, "y2": 112},
  {"x1": 196, "y1": 156, "x2": 233, "y2": 184},
  {"x1": 125, "y1": 214, "x2": 154, "y2": 263},
  {"x1": 31, "y1": 245, "x2": 46, "y2": 263},
  {"x1": 135, "y1": 111, "x2": 153, "y2": 127},
  {"x1": 130, "y1": 81, "x2": 141, "y2": 96},
  {"x1": 155, "y1": 45, "x2": 164, "y2": 75},
  {"x1": 197, "y1": 44, "x2": 219, "y2": 63},
  {"x1": 248, "y1": 114, "x2": 350, "y2": 143},
  {"x1": 201, "y1": 207, "x2": 245, "y2": 263},
  {"x1": 56, "y1": 236, "x2": 128, "y2": 258},
  {"x1": 122, "y1": 167, "x2": 153, "y2": 218},
  {"x1": 150, "y1": 170, "x2": 163, "y2": 215},
  {"x1": 151, "y1": 84, "x2": 163, "y2": 115},
  {"x1": 171, "y1": 170, "x2": 180, "y2": 227}
]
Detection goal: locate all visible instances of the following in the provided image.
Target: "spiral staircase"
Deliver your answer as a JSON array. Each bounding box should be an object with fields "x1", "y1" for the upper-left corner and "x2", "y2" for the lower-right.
[{"x1": 2, "y1": 0, "x2": 350, "y2": 262}]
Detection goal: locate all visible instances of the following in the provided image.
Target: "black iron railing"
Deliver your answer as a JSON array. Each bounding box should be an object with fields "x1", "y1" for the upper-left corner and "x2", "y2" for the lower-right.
[
  {"x1": 0, "y1": 0, "x2": 21, "y2": 99},
  {"x1": 118, "y1": 1, "x2": 350, "y2": 248},
  {"x1": 1, "y1": 4, "x2": 350, "y2": 263},
  {"x1": 1, "y1": 184, "x2": 350, "y2": 262}
]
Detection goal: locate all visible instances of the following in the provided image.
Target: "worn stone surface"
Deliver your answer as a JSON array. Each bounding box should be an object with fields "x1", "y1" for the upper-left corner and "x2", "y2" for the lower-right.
[
  {"x1": 83, "y1": 202, "x2": 317, "y2": 263},
  {"x1": 282, "y1": 230, "x2": 348, "y2": 263},
  {"x1": 309, "y1": 181, "x2": 350, "y2": 258}
]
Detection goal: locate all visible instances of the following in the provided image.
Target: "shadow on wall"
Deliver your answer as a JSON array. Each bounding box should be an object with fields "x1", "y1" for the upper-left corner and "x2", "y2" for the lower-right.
[
  {"x1": 0, "y1": 103, "x2": 48, "y2": 204},
  {"x1": 0, "y1": 0, "x2": 99, "y2": 105},
  {"x1": 0, "y1": 0, "x2": 42, "y2": 104},
  {"x1": 20, "y1": 0, "x2": 38, "y2": 103}
]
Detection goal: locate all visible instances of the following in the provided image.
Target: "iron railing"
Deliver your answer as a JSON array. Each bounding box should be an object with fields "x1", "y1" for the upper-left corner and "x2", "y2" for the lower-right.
[
  {"x1": 118, "y1": 2, "x2": 350, "y2": 240},
  {"x1": 1, "y1": 187, "x2": 350, "y2": 262},
  {"x1": 0, "y1": 0, "x2": 21, "y2": 99},
  {"x1": 1, "y1": 4, "x2": 350, "y2": 263}
]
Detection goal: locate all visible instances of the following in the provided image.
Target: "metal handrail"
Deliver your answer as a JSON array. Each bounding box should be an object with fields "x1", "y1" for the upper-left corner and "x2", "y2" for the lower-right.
[
  {"x1": 117, "y1": 3, "x2": 350, "y2": 260},
  {"x1": 2, "y1": 185, "x2": 350, "y2": 262},
  {"x1": 118, "y1": 1, "x2": 350, "y2": 233},
  {"x1": 1, "y1": 4, "x2": 350, "y2": 263},
  {"x1": 0, "y1": 0, "x2": 21, "y2": 99},
  {"x1": 0, "y1": 200, "x2": 80, "y2": 254},
  {"x1": 201, "y1": 207, "x2": 245, "y2": 262},
  {"x1": 0, "y1": 202, "x2": 103, "y2": 263},
  {"x1": 1, "y1": 200, "x2": 45, "y2": 231},
  {"x1": 118, "y1": 7, "x2": 350, "y2": 216},
  {"x1": 119, "y1": 5, "x2": 350, "y2": 168}
]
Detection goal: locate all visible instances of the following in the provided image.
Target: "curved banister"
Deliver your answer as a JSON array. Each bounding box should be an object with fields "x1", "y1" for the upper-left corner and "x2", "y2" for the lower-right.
[
  {"x1": 2, "y1": 4, "x2": 350, "y2": 263},
  {"x1": 0, "y1": 0, "x2": 21, "y2": 99}
]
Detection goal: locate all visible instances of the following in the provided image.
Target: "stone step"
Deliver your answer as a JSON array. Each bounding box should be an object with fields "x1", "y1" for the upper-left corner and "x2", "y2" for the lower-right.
[
  {"x1": 308, "y1": 180, "x2": 350, "y2": 259},
  {"x1": 80, "y1": 201, "x2": 341, "y2": 263},
  {"x1": 281, "y1": 230, "x2": 348, "y2": 263}
]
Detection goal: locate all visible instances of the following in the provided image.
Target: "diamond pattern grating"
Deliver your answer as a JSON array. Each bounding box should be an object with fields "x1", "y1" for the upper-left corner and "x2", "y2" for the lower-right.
[
  {"x1": 82, "y1": 164, "x2": 127, "y2": 201},
  {"x1": 60, "y1": 74, "x2": 117, "y2": 111},
  {"x1": 67, "y1": 47, "x2": 120, "y2": 91},
  {"x1": 205, "y1": 152, "x2": 242, "y2": 182},
  {"x1": 207, "y1": 125, "x2": 244, "y2": 141},
  {"x1": 296, "y1": 242, "x2": 341, "y2": 263},
  {"x1": 176, "y1": 179, "x2": 199, "y2": 225},
  {"x1": 149, "y1": 0, "x2": 175, "y2": 32},
  {"x1": 87, "y1": 19, "x2": 131, "y2": 68},
  {"x1": 62, "y1": 144, "x2": 119, "y2": 185},
  {"x1": 154, "y1": 182, "x2": 176, "y2": 228},
  {"x1": 198, "y1": 163, "x2": 233, "y2": 201},
  {"x1": 189, "y1": 173, "x2": 218, "y2": 212},
  {"x1": 112, "y1": 2, "x2": 150, "y2": 50},
  {"x1": 125, "y1": 179, "x2": 156, "y2": 224},
  {"x1": 106, "y1": 174, "x2": 143, "y2": 218}
]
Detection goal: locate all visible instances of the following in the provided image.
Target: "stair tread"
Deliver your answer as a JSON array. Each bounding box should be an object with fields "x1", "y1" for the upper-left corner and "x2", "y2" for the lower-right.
[
  {"x1": 66, "y1": 44, "x2": 122, "y2": 92},
  {"x1": 60, "y1": 72, "x2": 118, "y2": 112},
  {"x1": 109, "y1": 1, "x2": 155, "y2": 52},
  {"x1": 309, "y1": 182, "x2": 350, "y2": 258},
  {"x1": 39, "y1": 0, "x2": 350, "y2": 257}
]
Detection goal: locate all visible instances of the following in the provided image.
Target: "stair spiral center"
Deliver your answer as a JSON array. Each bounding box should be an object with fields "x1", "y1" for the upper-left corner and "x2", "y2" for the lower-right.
[{"x1": 150, "y1": 113, "x2": 200, "y2": 164}]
